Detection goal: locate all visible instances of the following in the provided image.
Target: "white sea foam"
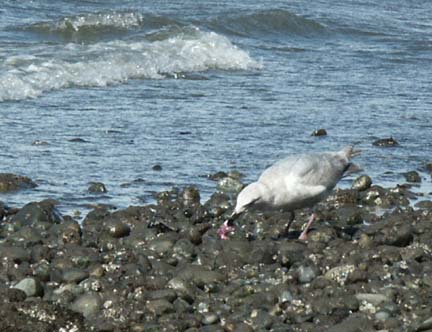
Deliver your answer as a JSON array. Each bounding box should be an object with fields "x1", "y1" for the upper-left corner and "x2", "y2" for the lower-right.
[
  {"x1": 34, "y1": 12, "x2": 145, "y2": 32},
  {"x1": 0, "y1": 28, "x2": 261, "y2": 101}
]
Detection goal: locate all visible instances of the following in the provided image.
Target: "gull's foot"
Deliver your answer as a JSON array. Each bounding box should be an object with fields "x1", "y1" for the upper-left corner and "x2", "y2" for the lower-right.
[
  {"x1": 298, "y1": 230, "x2": 308, "y2": 241},
  {"x1": 217, "y1": 223, "x2": 235, "y2": 240}
]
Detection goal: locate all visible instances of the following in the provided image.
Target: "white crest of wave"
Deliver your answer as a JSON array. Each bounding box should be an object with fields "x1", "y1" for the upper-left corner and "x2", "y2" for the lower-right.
[
  {"x1": 0, "y1": 29, "x2": 262, "y2": 101},
  {"x1": 57, "y1": 12, "x2": 144, "y2": 31}
]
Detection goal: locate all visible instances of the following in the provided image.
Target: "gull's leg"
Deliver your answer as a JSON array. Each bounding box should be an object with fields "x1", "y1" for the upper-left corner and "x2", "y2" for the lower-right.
[{"x1": 298, "y1": 213, "x2": 316, "y2": 241}]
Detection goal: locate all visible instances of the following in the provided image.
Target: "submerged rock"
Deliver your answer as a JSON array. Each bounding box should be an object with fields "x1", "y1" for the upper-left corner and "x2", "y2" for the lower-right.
[
  {"x1": 372, "y1": 137, "x2": 399, "y2": 147},
  {"x1": 403, "y1": 170, "x2": 421, "y2": 183},
  {"x1": 311, "y1": 128, "x2": 327, "y2": 136},
  {"x1": 88, "y1": 182, "x2": 107, "y2": 193},
  {"x1": 0, "y1": 173, "x2": 37, "y2": 192}
]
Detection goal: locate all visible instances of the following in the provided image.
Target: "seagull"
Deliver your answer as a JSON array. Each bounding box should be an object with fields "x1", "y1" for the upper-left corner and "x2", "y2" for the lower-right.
[{"x1": 217, "y1": 146, "x2": 361, "y2": 240}]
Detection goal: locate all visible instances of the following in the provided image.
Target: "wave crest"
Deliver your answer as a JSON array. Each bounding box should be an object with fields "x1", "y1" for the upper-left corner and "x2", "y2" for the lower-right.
[{"x1": 0, "y1": 28, "x2": 261, "y2": 101}]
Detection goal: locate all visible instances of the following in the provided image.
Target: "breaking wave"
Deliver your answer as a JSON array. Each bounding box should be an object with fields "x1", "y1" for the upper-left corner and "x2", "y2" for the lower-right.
[{"x1": 0, "y1": 27, "x2": 261, "y2": 101}]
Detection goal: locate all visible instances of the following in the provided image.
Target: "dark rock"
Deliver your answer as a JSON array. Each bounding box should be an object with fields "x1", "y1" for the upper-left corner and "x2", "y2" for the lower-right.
[
  {"x1": 10, "y1": 200, "x2": 62, "y2": 229},
  {"x1": 0, "y1": 173, "x2": 37, "y2": 192},
  {"x1": 88, "y1": 182, "x2": 107, "y2": 193},
  {"x1": 152, "y1": 164, "x2": 162, "y2": 171},
  {"x1": 326, "y1": 313, "x2": 374, "y2": 332},
  {"x1": 352, "y1": 175, "x2": 372, "y2": 191},
  {"x1": 311, "y1": 128, "x2": 327, "y2": 136},
  {"x1": 105, "y1": 219, "x2": 130, "y2": 238},
  {"x1": 404, "y1": 170, "x2": 422, "y2": 183},
  {"x1": 415, "y1": 200, "x2": 432, "y2": 209},
  {"x1": 373, "y1": 137, "x2": 399, "y2": 147},
  {"x1": 181, "y1": 186, "x2": 201, "y2": 205}
]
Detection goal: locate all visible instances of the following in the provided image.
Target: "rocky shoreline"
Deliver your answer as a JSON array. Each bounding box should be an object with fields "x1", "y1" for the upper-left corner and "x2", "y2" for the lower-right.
[{"x1": 1, "y1": 173, "x2": 432, "y2": 332}]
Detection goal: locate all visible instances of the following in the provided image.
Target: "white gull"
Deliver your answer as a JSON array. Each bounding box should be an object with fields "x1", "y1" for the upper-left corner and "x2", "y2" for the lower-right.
[{"x1": 217, "y1": 146, "x2": 361, "y2": 240}]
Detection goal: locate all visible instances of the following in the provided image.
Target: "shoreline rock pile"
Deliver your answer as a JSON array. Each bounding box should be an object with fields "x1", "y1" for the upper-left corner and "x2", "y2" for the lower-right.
[{"x1": 0, "y1": 177, "x2": 432, "y2": 332}]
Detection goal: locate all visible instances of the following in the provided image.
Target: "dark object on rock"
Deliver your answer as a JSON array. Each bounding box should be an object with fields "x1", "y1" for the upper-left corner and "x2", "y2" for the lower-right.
[
  {"x1": 152, "y1": 164, "x2": 162, "y2": 171},
  {"x1": 0, "y1": 173, "x2": 37, "y2": 192},
  {"x1": 352, "y1": 175, "x2": 372, "y2": 191},
  {"x1": 311, "y1": 128, "x2": 327, "y2": 136},
  {"x1": 372, "y1": 137, "x2": 399, "y2": 147},
  {"x1": 403, "y1": 170, "x2": 421, "y2": 183},
  {"x1": 88, "y1": 182, "x2": 107, "y2": 193}
]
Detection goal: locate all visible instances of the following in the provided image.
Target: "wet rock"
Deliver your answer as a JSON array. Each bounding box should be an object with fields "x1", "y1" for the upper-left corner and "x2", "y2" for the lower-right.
[
  {"x1": 181, "y1": 186, "x2": 201, "y2": 205},
  {"x1": 12, "y1": 277, "x2": 44, "y2": 297},
  {"x1": 152, "y1": 164, "x2": 162, "y2": 171},
  {"x1": 352, "y1": 175, "x2": 372, "y2": 191},
  {"x1": 105, "y1": 219, "x2": 130, "y2": 238},
  {"x1": 88, "y1": 182, "x2": 107, "y2": 193},
  {"x1": 0, "y1": 173, "x2": 37, "y2": 192},
  {"x1": 217, "y1": 176, "x2": 244, "y2": 193},
  {"x1": 206, "y1": 171, "x2": 228, "y2": 181},
  {"x1": 311, "y1": 128, "x2": 327, "y2": 136},
  {"x1": 373, "y1": 137, "x2": 399, "y2": 147},
  {"x1": 204, "y1": 192, "x2": 231, "y2": 217},
  {"x1": 10, "y1": 200, "x2": 62, "y2": 229},
  {"x1": 415, "y1": 200, "x2": 432, "y2": 210},
  {"x1": 404, "y1": 170, "x2": 422, "y2": 183},
  {"x1": 426, "y1": 162, "x2": 432, "y2": 173}
]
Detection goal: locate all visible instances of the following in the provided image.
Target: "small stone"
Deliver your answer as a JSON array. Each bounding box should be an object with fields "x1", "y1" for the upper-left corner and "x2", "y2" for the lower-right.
[
  {"x1": 12, "y1": 277, "x2": 44, "y2": 297},
  {"x1": 106, "y1": 219, "x2": 130, "y2": 238},
  {"x1": 375, "y1": 310, "x2": 391, "y2": 322},
  {"x1": 403, "y1": 171, "x2": 421, "y2": 183},
  {"x1": 152, "y1": 164, "x2": 162, "y2": 171},
  {"x1": 373, "y1": 137, "x2": 399, "y2": 147},
  {"x1": 202, "y1": 313, "x2": 219, "y2": 325},
  {"x1": 311, "y1": 128, "x2": 327, "y2": 136},
  {"x1": 70, "y1": 293, "x2": 102, "y2": 318},
  {"x1": 352, "y1": 175, "x2": 372, "y2": 191},
  {"x1": 88, "y1": 182, "x2": 107, "y2": 193},
  {"x1": 296, "y1": 265, "x2": 317, "y2": 284}
]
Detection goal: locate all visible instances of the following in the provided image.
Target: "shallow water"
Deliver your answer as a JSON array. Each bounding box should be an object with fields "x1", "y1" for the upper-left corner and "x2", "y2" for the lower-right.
[{"x1": 1, "y1": 1, "x2": 431, "y2": 215}]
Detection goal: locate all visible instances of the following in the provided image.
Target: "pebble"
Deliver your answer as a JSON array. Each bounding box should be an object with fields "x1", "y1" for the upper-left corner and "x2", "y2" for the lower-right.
[
  {"x1": 70, "y1": 293, "x2": 102, "y2": 318},
  {"x1": 12, "y1": 277, "x2": 44, "y2": 297},
  {"x1": 404, "y1": 170, "x2": 422, "y2": 183}
]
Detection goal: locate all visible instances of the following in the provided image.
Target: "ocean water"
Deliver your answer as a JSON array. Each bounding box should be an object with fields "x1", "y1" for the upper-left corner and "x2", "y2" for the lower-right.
[{"x1": 1, "y1": 0, "x2": 431, "y2": 215}]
